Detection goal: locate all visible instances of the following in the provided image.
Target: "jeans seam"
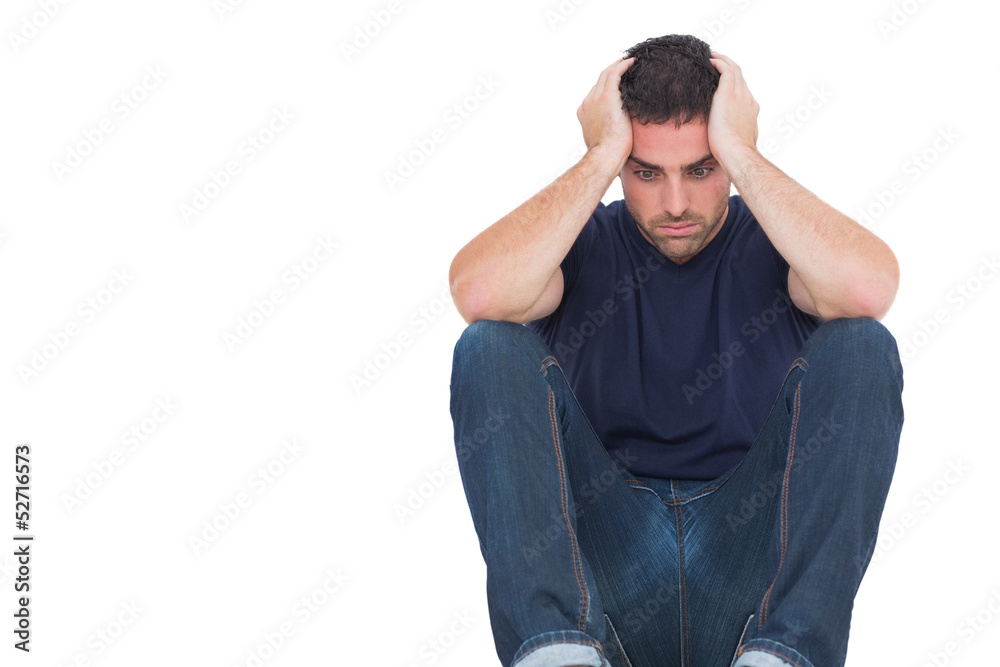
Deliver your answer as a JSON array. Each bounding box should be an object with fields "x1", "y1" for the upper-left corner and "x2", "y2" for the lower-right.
[
  {"x1": 625, "y1": 478, "x2": 722, "y2": 505},
  {"x1": 547, "y1": 384, "x2": 589, "y2": 632},
  {"x1": 729, "y1": 614, "x2": 755, "y2": 667},
  {"x1": 664, "y1": 487, "x2": 720, "y2": 504},
  {"x1": 671, "y1": 480, "x2": 691, "y2": 667},
  {"x1": 538, "y1": 355, "x2": 559, "y2": 374},
  {"x1": 710, "y1": 357, "x2": 809, "y2": 499},
  {"x1": 759, "y1": 382, "x2": 802, "y2": 628},
  {"x1": 604, "y1": 614, "x2": 634, "y2": 667}
]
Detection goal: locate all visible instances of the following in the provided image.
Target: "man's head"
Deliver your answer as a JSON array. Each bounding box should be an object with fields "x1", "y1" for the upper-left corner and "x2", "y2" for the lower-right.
[{"x1": 618, "y1": 35, "x2": 730, "y2": 265}]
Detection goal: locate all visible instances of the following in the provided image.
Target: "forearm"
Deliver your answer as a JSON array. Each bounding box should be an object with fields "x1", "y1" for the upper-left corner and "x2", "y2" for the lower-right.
[
  {"x1": 723, "y1": 146, "x2": 899, "y2": 320},
  {"x1": 449, "y1": 144, "x2": 624, "y2": 322}
]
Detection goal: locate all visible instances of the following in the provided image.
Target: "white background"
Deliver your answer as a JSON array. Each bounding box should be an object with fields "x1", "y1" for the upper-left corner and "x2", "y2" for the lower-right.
[{"x1": 1, "y1": 0, "x2": 997, "y2": 665}]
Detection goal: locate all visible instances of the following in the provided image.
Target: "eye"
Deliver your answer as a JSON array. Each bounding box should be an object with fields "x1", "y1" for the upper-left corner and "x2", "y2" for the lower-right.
[
  {"x1": 691, "y1": 167, "x2": 712, "y2": 179},
  {"x1": 634, "y1": 170, "x2": 655, "y2": 181}
]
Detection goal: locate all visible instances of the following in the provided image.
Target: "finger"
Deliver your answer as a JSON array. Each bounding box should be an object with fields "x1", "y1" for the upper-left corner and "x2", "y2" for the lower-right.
[
  {"x1": 607, "y1": 57, "x2": 635, "y2": 91},
  {"x1": 596, "y1": 56, "x2": 634, "y2": 91},
  {"x1": 708, "y1": 58, "x2": 734, "y2": 96},
  {"x1": 709, "y1": 56, "x2": 742, "y2": 95},
  {"x1": 709, "y1": 51, "x2": 738, "y2": 69}
]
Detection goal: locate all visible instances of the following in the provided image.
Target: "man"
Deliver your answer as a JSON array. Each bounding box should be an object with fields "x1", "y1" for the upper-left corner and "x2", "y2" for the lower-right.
[{"x1": 448, "y1": 34, "x2": 903, "y2": 667}]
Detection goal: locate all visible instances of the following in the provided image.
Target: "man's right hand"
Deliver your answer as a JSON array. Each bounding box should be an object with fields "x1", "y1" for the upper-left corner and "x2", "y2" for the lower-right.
[{"x1": 576, "y1": 57, "x2": 635, "y2": 169}]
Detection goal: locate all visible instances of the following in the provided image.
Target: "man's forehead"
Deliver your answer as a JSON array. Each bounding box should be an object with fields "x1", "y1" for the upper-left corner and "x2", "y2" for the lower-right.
[{"x1": 629, "y1": 119, "x2": 714, "y2": 171}]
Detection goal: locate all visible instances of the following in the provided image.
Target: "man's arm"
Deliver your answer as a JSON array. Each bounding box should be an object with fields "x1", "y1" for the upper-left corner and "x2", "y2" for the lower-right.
[
  {"x1": 706, "y1": 52, "x2": 900, "y2": 321},
  {"x1": 449, "y1": 57, "x2": 635, "y2": 325}
]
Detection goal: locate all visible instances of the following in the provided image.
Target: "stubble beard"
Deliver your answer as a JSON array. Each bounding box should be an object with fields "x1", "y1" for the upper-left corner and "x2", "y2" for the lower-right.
[{"x1": 625, "y1": 195, "x2": 730, "y2": 265}]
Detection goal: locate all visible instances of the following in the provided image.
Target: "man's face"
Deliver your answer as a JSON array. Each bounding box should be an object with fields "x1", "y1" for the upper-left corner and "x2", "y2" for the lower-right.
[{"x1": 620, "y1": 118, "x2": 731, "y2": 264}]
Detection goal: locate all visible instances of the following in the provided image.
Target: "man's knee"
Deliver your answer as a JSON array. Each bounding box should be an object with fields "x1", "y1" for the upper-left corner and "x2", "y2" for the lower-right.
[
  {"x1": 453, "y1": 319, "x2": 548, "y2": 367},
  {"x1": 804, "y1": 317, "x2": 902, "y2": 382}
]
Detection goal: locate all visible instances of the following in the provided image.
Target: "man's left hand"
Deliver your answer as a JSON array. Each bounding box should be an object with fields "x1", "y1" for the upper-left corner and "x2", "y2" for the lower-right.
[{"x1": 707, "y1": 52, "x2": 760, "y2": 171}]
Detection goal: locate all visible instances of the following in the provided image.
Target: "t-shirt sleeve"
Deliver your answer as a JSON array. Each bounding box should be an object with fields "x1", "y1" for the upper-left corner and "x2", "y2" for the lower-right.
[
  {"x1": 525, "y1": 202, "x2": 603, "y2": 336},
  {"x1": 769, "y1": 239, "x2": 791, "y2": 295},
  {"x1": 765, "y1": 225, "x2": 824, "y2": 327},
  {"x1": 559, "y1": 202, "x2": 603, "y2": 296}
]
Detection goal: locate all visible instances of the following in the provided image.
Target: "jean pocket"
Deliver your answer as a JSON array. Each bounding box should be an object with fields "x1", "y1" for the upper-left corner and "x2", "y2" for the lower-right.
[{"x1": 603, "y1": 614, "x2": 634, "y2": 667}]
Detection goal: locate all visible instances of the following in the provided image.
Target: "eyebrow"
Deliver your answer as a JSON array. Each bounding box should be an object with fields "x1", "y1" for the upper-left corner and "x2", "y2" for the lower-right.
[{"x1": 627, "y1": 153, "x2": 716, "y2": 173}]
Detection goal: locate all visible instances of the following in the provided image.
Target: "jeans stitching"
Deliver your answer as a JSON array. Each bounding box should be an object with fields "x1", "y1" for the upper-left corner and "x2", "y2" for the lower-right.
[
  {"x1": 604, "y1": 614, "x2": 633, "y2": 667},
  {"x1": 626, "y1": 478, "x2": 721, "y2": 505},
  {"x1": 539, "y1": 355, "x2": 559, "y2": 373},
  {"x1": 729, "y1": 614, "x2": 754, "y2": 667},
  {"x1": 671, "y1": 480, "x2": 690, "y2": 667},
  {"x1": 664, "y1": 487, "x2": 720, "y2": 504},
  {"x1": 759, "y1": 382, "x2": 801, "y2": 627},
  {"x1": 547, "y1": 385, "x2": 589, "y2": 632}
]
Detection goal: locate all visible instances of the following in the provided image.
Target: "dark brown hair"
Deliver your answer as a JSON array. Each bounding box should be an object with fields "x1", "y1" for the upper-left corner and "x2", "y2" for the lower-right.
[{"x1": 619, "y1": 34, "x2": 720, "y2": 127}]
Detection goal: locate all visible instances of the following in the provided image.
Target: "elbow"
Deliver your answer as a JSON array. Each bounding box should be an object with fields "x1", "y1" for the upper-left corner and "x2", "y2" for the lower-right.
[
  {"x1": 822, "y1": 256, "x2": 899, "y2": 322},
  {"x1": 846, "y1": 285, "x2": 896, "y2": 321},
  {"x1": 860, "y1": 251, "x2": 900, "y2": 320},
  {"x1": 449, "y1": 267, "x2": 478, "y2": 324},
  {"x1": 450, "y1": 272, "x2": 532, "y2": 325},
  {"x1": 814, "y1": 251, "x2": 899, "y2": 322},
  {"x1": 449, "y1": 261, "x2": 494, "y2": 324}
]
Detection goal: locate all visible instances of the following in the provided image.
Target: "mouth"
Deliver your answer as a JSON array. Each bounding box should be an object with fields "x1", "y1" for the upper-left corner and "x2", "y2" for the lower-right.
[{"x1": 656, "y1": 223, "x2": 696, "y2": 237}]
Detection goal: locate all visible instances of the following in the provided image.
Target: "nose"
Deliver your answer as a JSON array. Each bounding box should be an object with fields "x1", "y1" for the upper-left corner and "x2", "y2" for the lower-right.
[{"x1": 660, "y1": 177, "x2": 689, "y2": 219}]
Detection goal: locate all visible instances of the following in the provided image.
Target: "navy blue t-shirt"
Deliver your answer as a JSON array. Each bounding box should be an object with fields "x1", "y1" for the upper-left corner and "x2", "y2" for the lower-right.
[{"x1": 526, "y1": 195, "x2": 821, "y2": 480}]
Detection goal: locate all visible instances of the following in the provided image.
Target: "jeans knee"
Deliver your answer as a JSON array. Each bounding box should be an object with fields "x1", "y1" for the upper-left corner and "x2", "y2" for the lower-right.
[
  {"x1": 820, "y1": 316, "x2": 889, "y2": 341},
  {"x1": 806, "y1": 318, "x2": 902, "y2": 382},
  {"x1": 453, "y1": 319, "x2": 548, "y2": 368}
]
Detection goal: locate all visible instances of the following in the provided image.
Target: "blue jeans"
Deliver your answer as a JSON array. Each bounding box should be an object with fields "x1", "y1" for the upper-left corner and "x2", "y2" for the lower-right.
[{"x1": 449, "y1": 318, "x2": 903, "y2": 667}]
